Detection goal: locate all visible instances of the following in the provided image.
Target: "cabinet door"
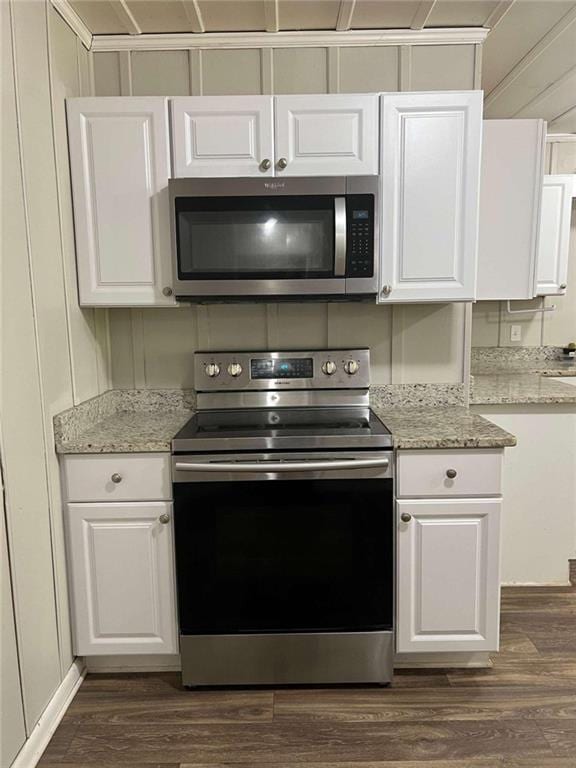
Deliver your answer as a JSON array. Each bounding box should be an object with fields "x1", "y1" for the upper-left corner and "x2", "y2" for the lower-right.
[
  {"x1": 397, "y1": 498, "x2": 501, "y2": 653},
  {"x1": 66, "y1": 502, "x2": 178, "y2": 655},
  {"x1": 536, "y1": 175, "x2": 574, "y2": 296},
  {"x1": 476, "y1": 120, "x2": 545, "y2": 300},
  {"x1": 274, "y1": 94, "x2": 379, "y2": 176},
  {"x1": 171, "y1": 96, "x2": 274, "y2": 177},
  {"x1": 67, "y1": 97, "x2": 174, "y2": 306},
  {"x1": 379, "y1": 92, "x2": 482, "y2": 303}
]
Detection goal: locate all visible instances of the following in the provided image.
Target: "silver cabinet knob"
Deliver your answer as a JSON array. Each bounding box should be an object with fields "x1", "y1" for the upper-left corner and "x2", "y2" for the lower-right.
[
  {"x1": 227, "y1": 362, "x2": 243, "y2": 377},
  {"x1": 260, "y1": 158, "x2": 271, "y2": 171},
  {"x1": 560, "y1": 283, "x2": 567, "y2": 290},
  {"x1": 162, "y1": 287, "x2": 173, "y2": 297},
  {"x1": 400, "y1": 512, "x2": 412, "y2": 523},
  {"x1": 205, "y1": 363, "x2": 220, "y2": 378},
  {"x1": 344, "y1": 359, "x2": 359, "y2": 375},
  {"x1": 446, "y1": 468, "x2": 457, "y2": 479},
  {"x1": 382, "y1": 284, "x2": 392, "y2": 296},
  {"x1": 159, "y1": 513, "x2": 170, "y2": 524},
  {"x1": 322, "y1": 360, "x2": 337, "y2": 375},
  {"x1": 111, "y1": 473, "x2": 122, "y2": 484},
  {"x1": 277, "y1": 157, "x2": 288, "y2": 170}
]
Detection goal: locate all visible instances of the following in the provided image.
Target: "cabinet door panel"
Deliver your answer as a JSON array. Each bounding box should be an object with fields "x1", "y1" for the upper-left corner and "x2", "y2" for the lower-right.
[
  {"x1": 536, "y1": 174, "x2": 574, "y2": 296},
  {"x1": 171, "y1": 96, "x2": 274, "y2": 177},
  {"x1": 477, "y1": 120, "x2": 545, "y2": 300},
  {"x1": 397, "y1": 498, "x2": 501, "y2": 653},
  {"x1": 379, "y1": 92, "x2": 482, "y2": 302},
  {"x1": 66, "y1": 502, "x2": 178, "y2": 655},
  {"x1": 67, "y1": 97, "x2": 174, "y2": 306},
  {"x1": 275, "y1": 94, "x2": 379, "y2": 176}
]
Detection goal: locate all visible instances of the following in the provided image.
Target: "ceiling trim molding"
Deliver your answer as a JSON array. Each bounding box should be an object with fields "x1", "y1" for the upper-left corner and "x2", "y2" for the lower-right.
[
  {"x1": 484, "y1": 0, "x2": 515, "y2": 31},
  {"x1": 546, "y1": 132, "x2": 576, "y2": 142},
  {"x1": 512, "y1": 64, "x2": 576, "y2": 118},
  {"x1": 50, "y1": 0, "x2": 92, "y2": 49},
  {"x1": 90, "y1": 26, "x2": 489, "y2": 52},
  {"x1": 549, "y1": 104, "x2": 576, "y2": 130},
  {"x1": 111, "y1": 0, "x2": 141, "y2": 35},
  {"x1": 411, "y1": 1, "x2": 437, "y2": 31},
  {"x1": 181, "y1": 0, "x2": 205, "y2": 34},
  {"x1": 336, "y1": 0, "x2": 356, "y2": 32},
  {"x1": 485, "y1": 4, "x2": 576, "y2": 108},
  {"x1": 264, "y1": 0, "x2": 279, "y2": 33}
]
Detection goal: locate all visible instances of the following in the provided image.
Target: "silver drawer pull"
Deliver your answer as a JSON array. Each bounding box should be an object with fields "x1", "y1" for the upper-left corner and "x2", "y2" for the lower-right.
[
  {"x1": 446, "y1": 468, "x2": 457, "y2": 479},
  {"x1": 174, "y1": 458, "x2": 390, "y2": 473},
  {"x1": 400, "y1": 512, "x2": 412, "y2": 523},
  {"x1": 111, "y1": 473, "x2": 122, "y2": 484},
  {"x1": 159, "y1": 513, "x2": 170, "y2": 524}
]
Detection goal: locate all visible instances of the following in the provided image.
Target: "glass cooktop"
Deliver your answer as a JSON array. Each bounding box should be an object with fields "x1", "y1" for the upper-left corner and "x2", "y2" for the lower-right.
[{"x1": 172, "y1": 407, "x2": 392, "y2": 452}]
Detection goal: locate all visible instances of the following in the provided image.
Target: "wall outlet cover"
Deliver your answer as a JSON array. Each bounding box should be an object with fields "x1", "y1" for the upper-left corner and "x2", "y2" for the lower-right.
[{"x1": 510, "y1": 325, "x2": 522, "y2": 342}]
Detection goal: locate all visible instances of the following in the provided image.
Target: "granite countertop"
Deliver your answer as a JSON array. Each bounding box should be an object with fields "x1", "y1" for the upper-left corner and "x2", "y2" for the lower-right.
[
  {"x1": 470, "y1": 373, "x2": 576, "y2": 406},
  {"x1": 54, "y1": 389, "x2": 195, "y2": 454},
  {"x1": 54, "y1": 389, "x2": 517, "y2": 454},
  {"x1": 472, "y1": 360, "x2": 576, "y2": 377},
  {"x1": 371, "y1": 405, "x2": 516, "y2": 449}
]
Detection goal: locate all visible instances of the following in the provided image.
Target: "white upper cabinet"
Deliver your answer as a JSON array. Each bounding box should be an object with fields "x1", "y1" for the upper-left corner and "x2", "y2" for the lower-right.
[
  {"x1": 66, "y1": 501, "x2": 178, "y2": 655},
  {"x1": 378, "y1": 92, "x2": 482, "y2": 303},
  {"x1": 274, "y1": 94, "x2": 379, "y2": 176},
  {"x1": 397, "y1": 497, "x2": 501, "y2": 653},
  {"x1": 67, "y1": 97, "x2": 175, "y2": 306},
  {"x1": 476, "y1": 120, "x2": 546, "y2": 301},
  {"x1": 536, "y1": 174, "x2": 574, "y2": 296},
  {"x1": 170, "y1": 96, "x2": 274, "y2": 177}
]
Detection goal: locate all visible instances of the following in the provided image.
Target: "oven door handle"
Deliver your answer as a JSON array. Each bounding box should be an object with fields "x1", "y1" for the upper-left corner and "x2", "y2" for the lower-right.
[
  {"x1": 334, "y1": 197, "x2": 347, "y2": 277},
  {"x1": 174, "y1": 457, "x2": 389, "y2": 473}
]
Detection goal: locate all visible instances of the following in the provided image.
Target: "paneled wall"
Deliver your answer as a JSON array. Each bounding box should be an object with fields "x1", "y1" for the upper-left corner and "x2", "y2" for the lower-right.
[
  {"x1": 1, "y1": 1, "x2": 111, "y2": 758},
  {"x1": 91, "y1": 43, "x2": 480, "y2": 388},
  {"x1": 472, "y1": 139, "x2": 576, "y2": 348}
]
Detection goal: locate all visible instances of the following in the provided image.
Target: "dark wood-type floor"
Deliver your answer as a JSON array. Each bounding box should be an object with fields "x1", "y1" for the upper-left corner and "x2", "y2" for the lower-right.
[{"x1": 39, "y1": 587, "x2": 576, "y2": 768}]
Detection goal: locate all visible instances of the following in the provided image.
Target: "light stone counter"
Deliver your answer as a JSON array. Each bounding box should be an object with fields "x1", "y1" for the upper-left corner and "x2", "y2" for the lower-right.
[
  {"x1": 55, "y1": 388, "x2": 516, "y2": 454},
  {"x1": 470, "y1": 373, "x2": 576, "y2": 405},
  {"x1": 370, "y1": 404, "x2": 516, "y2": 450}
]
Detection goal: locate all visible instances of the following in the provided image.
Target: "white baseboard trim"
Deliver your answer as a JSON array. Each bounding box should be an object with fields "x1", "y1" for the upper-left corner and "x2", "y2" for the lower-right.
[
  {"x1": 395, "y1": 651, "x2": 492, "y2": 669},
  {"x1": 11, "y1": 658, "x2": 86, "y2": 768},
  {"x1": 502, "y1": 581, "x2": 572, "y2": 586},
  {"x1": 86, "y1": 653, "x2": 181, "y2": 673}
]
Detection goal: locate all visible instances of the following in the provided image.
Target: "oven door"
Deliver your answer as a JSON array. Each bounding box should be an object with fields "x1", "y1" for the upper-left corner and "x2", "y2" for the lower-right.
[
  {"x1": 172, "y1": 451, "x2": 393, "y2": 637},
  {"x1": 170, "y1": 185, "x2": 347, "y2": 299}
]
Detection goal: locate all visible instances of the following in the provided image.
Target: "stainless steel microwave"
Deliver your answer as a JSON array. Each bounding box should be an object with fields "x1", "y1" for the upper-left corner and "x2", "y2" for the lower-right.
[{"x1": 169, "y1": 176, "x2": 379, "y2": 301}]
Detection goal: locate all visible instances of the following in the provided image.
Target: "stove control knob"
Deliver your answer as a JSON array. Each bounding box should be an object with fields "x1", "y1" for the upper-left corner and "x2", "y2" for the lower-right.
[
  {"x1": 227, "y1": 362, "x2": 243, "y2": 377},
  {"x1": 344, "y1": 359, "x2": 359, "y2": 375},
  {"x1": 205, "y1": 363, "x2": 220, "y2": 378},
  {"x1": 322, "y1": 360, "x2": 337, "y2": 375}
]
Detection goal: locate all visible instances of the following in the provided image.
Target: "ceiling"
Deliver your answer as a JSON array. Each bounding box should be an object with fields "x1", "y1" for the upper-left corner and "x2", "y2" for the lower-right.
[{"x1": 64, "y1": 0, "x2": 576, "y2": 131}]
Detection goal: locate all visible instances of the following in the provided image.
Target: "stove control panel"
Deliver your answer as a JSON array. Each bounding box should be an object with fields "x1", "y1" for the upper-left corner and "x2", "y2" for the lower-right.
[{"x1": 195, "y1": 349, "x2": 370, "y2": 391}]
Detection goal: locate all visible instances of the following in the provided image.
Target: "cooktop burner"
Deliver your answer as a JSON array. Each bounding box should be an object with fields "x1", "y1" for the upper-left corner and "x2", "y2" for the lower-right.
[{"x1": 173, "y1": 407, "x2": 392, "y2": 453}]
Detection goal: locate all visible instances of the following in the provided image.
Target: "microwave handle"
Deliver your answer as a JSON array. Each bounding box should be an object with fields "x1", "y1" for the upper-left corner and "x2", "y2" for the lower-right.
[{"x1": 334, "y1": 197, "x2": 347, "y2": 277}]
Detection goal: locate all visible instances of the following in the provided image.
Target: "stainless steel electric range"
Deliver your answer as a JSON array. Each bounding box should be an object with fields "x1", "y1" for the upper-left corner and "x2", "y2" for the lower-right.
[{"x1": 172, "y1": 349, "x2": 394, "y2": 687}]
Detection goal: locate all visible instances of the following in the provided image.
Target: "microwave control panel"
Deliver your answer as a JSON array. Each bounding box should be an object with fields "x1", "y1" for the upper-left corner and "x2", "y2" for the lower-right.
[{"x1": 346, "y1": 195, "x2": 374, "y2": 278}]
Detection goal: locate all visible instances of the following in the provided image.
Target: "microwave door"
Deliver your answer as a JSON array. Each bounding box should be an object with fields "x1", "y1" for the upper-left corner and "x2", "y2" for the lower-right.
[{"x1": 172, "y1": 192, "x2": 347, "y2": 299}]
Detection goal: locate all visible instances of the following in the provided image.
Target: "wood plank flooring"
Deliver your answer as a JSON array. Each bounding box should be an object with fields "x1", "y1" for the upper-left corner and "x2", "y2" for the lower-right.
[{"x1": 38, "y1": 587, "x2": 576, "y2": 767}]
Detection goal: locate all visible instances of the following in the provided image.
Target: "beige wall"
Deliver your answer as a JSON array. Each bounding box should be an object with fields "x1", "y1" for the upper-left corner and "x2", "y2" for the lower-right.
[
  {"x1": 472, "y1": 140, "x2": 576, "y2": 349},
  {"x1": 1, "y1": 0, "x2": 111, "y2": 751},
  {"x1": 92, "y1": 43, "x2": 480, "y2": 388}
]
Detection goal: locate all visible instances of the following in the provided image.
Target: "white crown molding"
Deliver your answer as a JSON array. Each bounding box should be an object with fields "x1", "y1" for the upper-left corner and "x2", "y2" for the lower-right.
[
  {"x1": 50, "y1": 0, "x2": 92, "y2": 49},
  {"x1": 546, "y1": 133, "x2": 576, "y2": 142},
  {"x1": 90, "y1": 26, "x2": 489, "y2": 53},
  {"x1": 11, "y1": 659, "x2": 86, "y2": 768}
]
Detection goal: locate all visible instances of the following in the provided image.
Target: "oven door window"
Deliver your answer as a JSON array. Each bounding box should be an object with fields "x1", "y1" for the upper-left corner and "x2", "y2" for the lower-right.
[
  {"x1": 175, "y1": 196, "x2": 335, "y2": 280},
  {"x1": 174, "y1": 478, "x2": 393, "y2": 634}
]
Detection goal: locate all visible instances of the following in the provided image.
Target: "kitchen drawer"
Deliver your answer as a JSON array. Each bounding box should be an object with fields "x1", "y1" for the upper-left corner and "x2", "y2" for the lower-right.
[
  {"x1": 397, "y1": 450, "x2": 503, "y2": 498},
  {"x1": 62, "y1": 453, "x2": 171, "y2": 502}
]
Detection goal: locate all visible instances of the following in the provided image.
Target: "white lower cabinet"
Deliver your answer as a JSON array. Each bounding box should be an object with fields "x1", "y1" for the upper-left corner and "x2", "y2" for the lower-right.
[
  {"x1": 397, "y1": 497, "x2": 501, "y2": 653},
  {"x1": 65, "y1": 501, "x2": 178, "y2": 655}
]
